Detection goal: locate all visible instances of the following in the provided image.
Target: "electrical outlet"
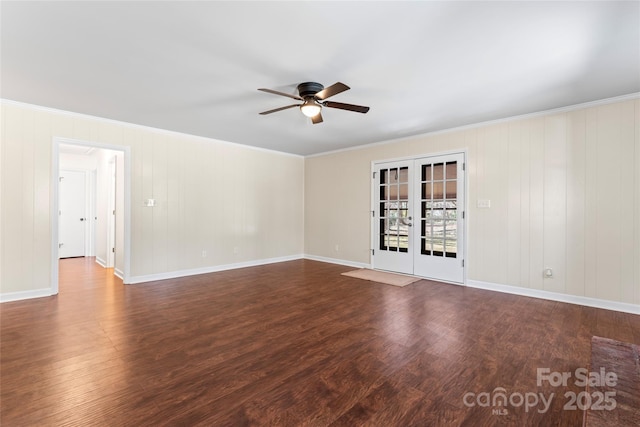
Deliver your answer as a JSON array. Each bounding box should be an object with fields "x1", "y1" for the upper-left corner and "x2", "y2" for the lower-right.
[
  {"x1": 201, "y1": 250, "x2": 207, "y2": 258},
  {"x1": 544, "y1": 268, "x2": 553, "y2": 278}
]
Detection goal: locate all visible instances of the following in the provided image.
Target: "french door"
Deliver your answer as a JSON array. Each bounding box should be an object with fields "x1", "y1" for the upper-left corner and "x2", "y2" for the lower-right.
[{"x1": 373, "y1": 153, "x2": 465, "y2": 283}]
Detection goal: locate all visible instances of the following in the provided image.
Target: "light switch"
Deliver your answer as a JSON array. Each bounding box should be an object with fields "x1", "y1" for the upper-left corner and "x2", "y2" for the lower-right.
[{"x1": 477, "y1": 199, "x2": 491, "y2": 208}]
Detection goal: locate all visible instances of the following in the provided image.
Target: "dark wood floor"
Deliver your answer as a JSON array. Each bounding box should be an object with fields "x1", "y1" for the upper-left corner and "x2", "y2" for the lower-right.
[{"x1": 1, "y1": 258, "x2": 638, "y2": 426}]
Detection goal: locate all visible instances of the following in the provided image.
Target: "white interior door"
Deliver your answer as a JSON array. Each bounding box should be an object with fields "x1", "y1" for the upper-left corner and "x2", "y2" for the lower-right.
[
  {"x1": 373, "y1": 153, "x2": 465, "y2": 283},
  {"x1": 59, "y1": 170, "x2": 87, "y2": 258},
  {"x1": 373, "y1": 161, "x2": 414, "y2": 274}
]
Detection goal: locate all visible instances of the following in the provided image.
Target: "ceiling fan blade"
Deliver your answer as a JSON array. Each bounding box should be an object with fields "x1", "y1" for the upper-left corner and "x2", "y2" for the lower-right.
[
  {"x1": 259, "y1": 104, "x2": 300, "y2": 115},
  {"x1": 314, "y1": 82, "x2": 350, "y2": 100},
  {"x1": 311, "y1": 112, "x2": 323, "y2": 124},
  {"x1": 323, "y1": 101, "x2": 370, "y2": 114},
  {"x1": 258, "y1": 88, "x2": 303, "y2": 101}
]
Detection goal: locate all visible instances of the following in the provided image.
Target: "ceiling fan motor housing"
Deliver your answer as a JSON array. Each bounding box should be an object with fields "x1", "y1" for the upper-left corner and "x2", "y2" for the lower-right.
[{"x1": 297, "y1": 82, "x2": 324, "y2": 98}]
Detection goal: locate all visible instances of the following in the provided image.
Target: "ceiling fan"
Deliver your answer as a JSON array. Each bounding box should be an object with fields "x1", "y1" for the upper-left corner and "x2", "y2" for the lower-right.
[{"x1": 258, "y1": 82, "x2": 369, "y2": 124}]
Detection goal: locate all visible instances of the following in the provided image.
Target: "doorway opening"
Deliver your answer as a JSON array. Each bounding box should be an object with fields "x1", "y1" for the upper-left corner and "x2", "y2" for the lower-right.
[
  {"x1": 52, "y1": 138, "x2": 131, "y2": 295},
  {"x1": 372, "y1": 151, "x2": 466, "y2": 284}
]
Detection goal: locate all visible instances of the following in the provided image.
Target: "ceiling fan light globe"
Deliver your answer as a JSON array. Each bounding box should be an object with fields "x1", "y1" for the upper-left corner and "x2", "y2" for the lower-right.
[{"x1": 300, "y1": 103, "x2": 321, "y2": 118}]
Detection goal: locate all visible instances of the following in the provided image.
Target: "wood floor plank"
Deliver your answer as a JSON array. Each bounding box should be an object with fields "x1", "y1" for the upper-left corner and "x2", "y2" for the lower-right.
[{"x1": 1, "y1": 257, "x2": 638, "y2": 425}]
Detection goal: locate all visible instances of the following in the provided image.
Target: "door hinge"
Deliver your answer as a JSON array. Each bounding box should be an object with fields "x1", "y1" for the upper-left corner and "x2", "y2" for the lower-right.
[
  {"x1": 371, "y1": 210, "x2": 375, "y2": 218},
  {"x1": 462, "y1": 259, "x2": 465, "y2": 267},
  {"x1": 462, "y1": 211, "x2": 465, "y2": 219},
  {"x1": 371, "y1": 249, "x2": 375, "y2": 256},
  {"x1": 373, "y1": 171, "x2": 378, "y2": 179},
  {"x1": 462, "y1": 163, "x2": 466, "y2": 171},
  {"x1": 112, "y1": 248, "x2": 115, "y2": 253}
]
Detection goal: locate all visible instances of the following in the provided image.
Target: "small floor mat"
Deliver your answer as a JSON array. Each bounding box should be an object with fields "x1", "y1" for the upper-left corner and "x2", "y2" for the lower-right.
[{"x1": 341, "y1": 269, "x2": 421, "y2": 287}]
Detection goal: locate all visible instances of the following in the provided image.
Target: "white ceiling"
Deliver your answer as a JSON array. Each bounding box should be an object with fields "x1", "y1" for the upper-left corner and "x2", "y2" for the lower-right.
[{"x1": 2, "y1": 1, "x2": 639, "y2": 156}]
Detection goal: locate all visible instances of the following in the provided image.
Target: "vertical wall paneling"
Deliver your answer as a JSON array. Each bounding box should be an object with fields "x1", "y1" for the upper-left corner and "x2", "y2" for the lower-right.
[
  {"x1": 595, "y1": 104, "x2": 622, "y2": 301},
  {"x1": 2, "y1": 101, "x2": 304, "y2": 296},
  {"x1": 507, "y1": 121, "x2": 522, "y2": 286},
  {"x1": 565, "y1": 109, "x2": 586, "y2": 297},
  {"x1": 543, "y1": 114, "x2": 567, "y2": 294},
  {"x1": 165, "y1": 134, "x2": 183, "y2": 273},
  {"x1": 519, "y1": 119, "x2": 531, "y2": 288},
  {"x1": 36, "y1": 113, "x2": 54, "y2": 289},
  {"x1": 139, "y1": 131, "x2": 155, "y2": 275},
  {"x1": 618, "y1": 101, "x2": 636, "y2": 303},
  {"x1": 584, "y1": 108, "x2": 599, "y2": 298},
  {"x1": 21, "y1": 108, "x2": 35, "y2": 291},
  {"x1": 2, "y1": 106, "x2": 24, "y2": 293},
  {"x1": 152, "y1": 133, "x2": 169, "y2": 273},
  {"x1": 635, "y1": 99, "x2": 640, "y2": 305},
  {"x1": 528, "y1": 118, "x2": 545, "y2": 290}
]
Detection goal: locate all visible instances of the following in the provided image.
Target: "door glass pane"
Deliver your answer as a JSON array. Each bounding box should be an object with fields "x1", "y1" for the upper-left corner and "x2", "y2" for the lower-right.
[
  {"x1": 432, "y1": 239, "x2": 444, "y2": 255},
  {"x1": 380, "y1": 185, "x2": 388, "y2": 200},
  {"x1": 399, "y1": 183, "x2": 408, "y2": 199},
  {"x1": 433, "y1": 163, "x2": 444, "y2": 180},
  {"x1": 445, "y1": 239, "x2": 457, "y2": 257},
  {"x1": 445, "y1": 223, "x2": 457, "y2": 239},
  {"x1": 445, "y1": 181, "x2": 457, "y2": 199},
  {"x1": 399, "y1": 167, "x2": 409, "y2": 183},
  {"x1": 433, "y1": 182, "x2": 444, "y2": 199},
  {"x1": 422, "y1": 182, "x2": 431, "y2": 199},
  {"x1": 422, "y1": 165, "x2": 431, "y2": 182},
  {"x1": 389, "y1": 184, "x2": 398, "y2": 199},
  {"x1": 380, "y1": 169, "x2": 388, "y2": 184},
  {"x1": 445, "y1": 162, "x2": 457, "y2": 180},
  {"x1": 389, "y1": 168, "x2": 399, "y2": 184},
  {"x1": 421, "y1": 238, "x2": 432, "y2": 255}
]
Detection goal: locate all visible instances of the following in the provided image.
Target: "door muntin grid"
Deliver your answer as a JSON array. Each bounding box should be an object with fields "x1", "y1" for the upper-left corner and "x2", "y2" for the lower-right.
[
  {"x1": 379, "y1": 166, "x2": 410, "y2": 253},
  {"x1": 420, "y1": 161, "x2": 458, "y2": 258}
]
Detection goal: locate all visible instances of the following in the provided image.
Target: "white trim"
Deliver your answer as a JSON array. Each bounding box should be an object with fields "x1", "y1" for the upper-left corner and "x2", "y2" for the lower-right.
[
  {"x1": 467, "y1": 280, "x2": 640, "y2": 315},
  {"x1": 114, "y1": 269, "x2": 124, "y2": 280},
  {"x1": 304, "y1": 254, "x2": 371, "y2": 269},
  {"x1": 95, "y1": 257, "x2": 107, "y2": 268},
  {"x1": 306, "y1": 92, "x2": 640, "y2": 158},
  {"x1": 127, "y1": 254, "x2": 304, "y2": 284},
  {"x1": 1, "y1": 288, "x2": 55, "y2": 303},
  {"x1": 0, "y1": 99, "x2": 303, "y2": 159}
]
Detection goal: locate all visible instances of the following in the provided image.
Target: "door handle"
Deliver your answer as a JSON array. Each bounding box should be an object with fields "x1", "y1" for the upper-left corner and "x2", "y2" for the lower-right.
[{"x1": 80, "y1": 218, "x2": 86, "y2": 221}]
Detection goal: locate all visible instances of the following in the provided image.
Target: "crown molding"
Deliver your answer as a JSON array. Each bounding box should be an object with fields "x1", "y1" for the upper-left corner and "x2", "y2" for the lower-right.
[
  {"x1": 0, "y1": 98, "x2": 303, "y2": 159},
  {"x1": 306, "y1": 92, "x2": 640, "y2": 158}
]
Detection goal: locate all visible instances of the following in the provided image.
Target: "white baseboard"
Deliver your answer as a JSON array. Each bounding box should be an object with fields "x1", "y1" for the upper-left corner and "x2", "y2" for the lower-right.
[
  {"x1": 95, "y1": 257, "x2": 107, "y2": 268},
  {"x1": 303, "y1": 254, "x2": 371, "y2": 269},
  {"x1": 126, "y1": 254, "x2": 304, "y2": 284},
  {"x1": 0, "y1": 288, "x2": 55, "y2": 303},
  {"x1": 467, "y1": 280, "x2": 640, "y2": 315},
  {"x1": 114, "y1": 268, "x2": 124, "y2": 280}
]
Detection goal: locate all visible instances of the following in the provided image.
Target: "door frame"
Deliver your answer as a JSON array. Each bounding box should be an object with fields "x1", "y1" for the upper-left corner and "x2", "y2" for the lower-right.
[
  {"x1": 370, "y1": 149, "x2": 468, "y2": 285},
  {"x1": 51, "y1": 137, "x2": 132, "y2": 294}
]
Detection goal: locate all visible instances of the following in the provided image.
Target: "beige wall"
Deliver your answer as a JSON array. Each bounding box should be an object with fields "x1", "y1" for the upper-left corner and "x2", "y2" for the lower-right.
[
  {"x1": 305, "y1": 99, "x2": 640, "y2": 305},
  {"x1": 0, "y1": 102, "x2": 304, "y2": 296},
  {"x1": 2, "y1": 98, "x2": 638, "y2": 307}
]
